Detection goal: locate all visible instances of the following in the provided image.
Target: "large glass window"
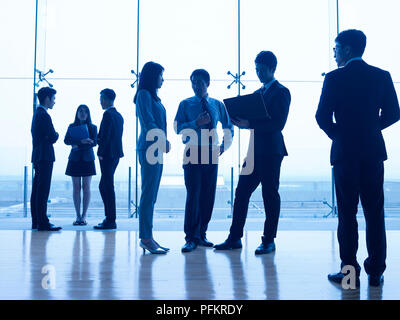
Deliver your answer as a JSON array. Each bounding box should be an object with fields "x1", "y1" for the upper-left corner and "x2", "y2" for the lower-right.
[
  {"x1": 241, "y1": 0, "x2": 335, "y2": 179},
  {"x1": 0, "y1": 1, "x2": 36, "y2": 210},
  {"x1": 22, "y1": 0, "x2": 138, "y2": 216},
  {"x1": 1, "y1": 0, "x2": 400, "y2": 219},
  {"x1": 339, "y1": 0, "x2": 400, "y2": 181},
  {"x1": 139, "y1": 0, "x2": 238, "y2": 217},
  {"x1": 237, "y1": 0, "x2": 336, "y2": 216}
]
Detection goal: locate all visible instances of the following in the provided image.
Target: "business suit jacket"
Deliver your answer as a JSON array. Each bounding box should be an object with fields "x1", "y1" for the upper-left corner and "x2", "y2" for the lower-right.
[
  {"x1": 31, "y1": 106, "x2": 59, "y2": 163},
  {"x1": 316, "y1": 60, "x2": 400, "y2": 165},
  {"x1": 136, "y1": 89, "x2": 167, "y2": 151},
  {"x1": 64, "y1": 123, "x2": 98, "y2": 162},
  {"x1": 97, "y1": 107, "x2": 124, "y2": 159},
  {"x1": 248, "y1": 81, "x2": 291, "y2": 157}
]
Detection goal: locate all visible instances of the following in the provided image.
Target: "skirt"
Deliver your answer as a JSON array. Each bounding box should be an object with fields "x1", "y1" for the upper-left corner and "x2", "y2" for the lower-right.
[{"x1": 66, "y1": 159, "x2": 96, "y2": 177}]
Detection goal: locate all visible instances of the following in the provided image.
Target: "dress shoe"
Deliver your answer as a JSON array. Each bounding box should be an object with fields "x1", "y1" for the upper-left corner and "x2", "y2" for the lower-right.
[
  {"x1": 255, "y1": 240, "x2": 275, "y2": 255},
  {"x1": 198, "y1": 236, "x2": 214, "y2": 247},
  {"x1": 181, "y1": 241, "x2": 197, "y2": 253},
  {"x1": 93, "y1": 221, "x2": 116, "y2": 230},
  {"x1": 32, "y1": 222, "x2": 54, "y2": 230},
  {"x1": 38, "y1": 224, "x2": 62, "y2": 231},
  {"x1": 153, "y1": 239, "x2": 170, "y2": 251},
  {"x1": 369, "y1": 275, "x2": 384, "y2": 286},
  {"x1": 214, "y1": 239, "x2": 242, "y2": 250},
  {"x1": 328, "y1": 272, "x2": 360, "y2": 288},
  {"x1": 140, "y1": 240, "x2": 167, "y2": 254}
]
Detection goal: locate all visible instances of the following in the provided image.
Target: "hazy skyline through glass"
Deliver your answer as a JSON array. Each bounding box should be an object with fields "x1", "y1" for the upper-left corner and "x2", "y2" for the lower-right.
[{"x1": 0, "y1": 0, "x2": 399, "y2": 183}]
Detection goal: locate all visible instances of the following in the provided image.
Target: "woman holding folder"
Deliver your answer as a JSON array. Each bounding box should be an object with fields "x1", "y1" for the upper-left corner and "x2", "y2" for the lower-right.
[{"x1": 64, "y1": 104, "x2": 97, "y2": 225}]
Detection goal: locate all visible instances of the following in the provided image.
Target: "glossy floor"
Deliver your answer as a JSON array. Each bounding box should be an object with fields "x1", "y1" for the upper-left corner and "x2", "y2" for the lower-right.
[{"x1": 0, "y1": 230, "x2": 398, "y2": 300}]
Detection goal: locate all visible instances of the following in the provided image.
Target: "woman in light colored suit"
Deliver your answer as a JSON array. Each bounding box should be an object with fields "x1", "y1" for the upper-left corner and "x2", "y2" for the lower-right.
[{"x1": 134, "y1": 61, "x2": 170, "y2": 254}]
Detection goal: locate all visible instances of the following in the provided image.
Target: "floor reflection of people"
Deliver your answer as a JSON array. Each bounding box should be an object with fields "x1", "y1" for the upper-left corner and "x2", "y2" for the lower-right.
[
  {"x1": 224, "y1": 250, "x2": 248, "y2": 300},
  {"x1": 213, "y1": 248, "x2": 247, "y2": 299},
  {"x1": 328, "y1": 279, "x2": 361, "y2": 300},
  {"x1": 29, "y1": 231, "x2": 53, "y2": 299},
  {"x1": 138, "y1": 254, "x2": 163, "y2": 300},
  {"x1": 258, "y1": 252, "x2": 279, "y2": 300},
  {"x1": 333, "y1": 281, "x2": 384, "y2": 300},
  {"x1": 184, "y1": 248, "x2": 215, "y2": 299},
  {"x1": 368, "y1": 285, "x2": 383, "y2": 300},
  {"x1": 68, "y1": 231, "x2": 92, "y2": 299},
  {"x1": 341, "y1": 287, "x2": 360, "y2": 300},
  {"x1": 97, "y1": 231, "x2": 116, "y2": 299}
]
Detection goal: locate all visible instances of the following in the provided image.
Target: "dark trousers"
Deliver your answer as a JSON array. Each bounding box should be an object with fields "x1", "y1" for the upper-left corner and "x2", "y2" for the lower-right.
[
  {"x1": 183, "y1": 163, "x2": 218, "y2": 242},
  {"x1": 334, "y1": 159, "x2": 386, "y2": 276},
  {"x1": 30, "y1": 161, "x2": 53, "y2": 228},
  {"x1": 229, "y1": 154, "x2": 283, "y2": 243},
  {"x1": 99, "y1": 157, "x2": 119, "y2": 223}
]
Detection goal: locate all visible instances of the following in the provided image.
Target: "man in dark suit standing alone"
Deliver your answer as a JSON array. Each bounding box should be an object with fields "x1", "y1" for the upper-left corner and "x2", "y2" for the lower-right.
[
  {"x1": 94, "y1": 88, "x2": 124, "y2": 230},
  {"x1": 316, "y1": 29, "x2": 399, "y2": 287},
  {"x1": 30, "y1": 87, "x2": 62, "y2": 231},
  {"x1": 214, "y1": 51, "x2": 291, "y2": 254}
]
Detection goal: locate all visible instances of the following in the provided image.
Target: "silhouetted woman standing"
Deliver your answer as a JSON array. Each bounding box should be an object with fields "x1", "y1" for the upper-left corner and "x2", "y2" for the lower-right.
[
  {"x1": 64, "y1": 104, "x2": 97, "y2": 225},
  {"x1": 134, "y1": 61, "x2": 170, "y2": 254}
]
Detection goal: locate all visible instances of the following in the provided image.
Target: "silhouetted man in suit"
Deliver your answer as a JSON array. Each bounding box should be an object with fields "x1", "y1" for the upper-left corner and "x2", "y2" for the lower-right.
[
  {"x1": 316, "y1": 29, "x2": 399, "y2": 287},
  {"x1": 94, "y1": 88, "x2": 124, "y2": 229},
  {"x1": 30, "y1": 87, "x2": 62, "y2": 231},
  {"x1": 214, "y1": 51, "x2": 291, "y2": 254}
]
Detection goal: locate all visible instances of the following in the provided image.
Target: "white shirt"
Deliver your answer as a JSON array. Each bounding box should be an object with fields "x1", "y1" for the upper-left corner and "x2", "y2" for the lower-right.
[{"x1": 262, "y1": 78, "x2": 276, "y2": 94}]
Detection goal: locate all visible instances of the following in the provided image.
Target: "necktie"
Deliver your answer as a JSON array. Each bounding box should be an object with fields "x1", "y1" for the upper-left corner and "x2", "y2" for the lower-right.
[
  {"x1": 200, "y1": 97, "x2": 214, "y2": 161},
  {"x1": 201, "y1": 97, "x2": 213, "y2": 129},
  {"x1": 262, "y1": 85, "x2": 268, "y2": 95}
]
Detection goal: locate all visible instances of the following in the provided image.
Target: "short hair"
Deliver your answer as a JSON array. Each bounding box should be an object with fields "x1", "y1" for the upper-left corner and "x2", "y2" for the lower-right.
[
  {"x1": 37, "y1": 87, "x2": 56, "y2": 105},
  {"x1": 100, "y1": 88, "x2": 116, "y2": 102},
  {"x1": 335, "y1": 29, "x2": 367, "y2": 57},
  {"x1": 255, "y1": 51, "x2": 277, "y2": 71},
  {"x1": 190, "y1": 69, "x2": 210, "y2": 84}
]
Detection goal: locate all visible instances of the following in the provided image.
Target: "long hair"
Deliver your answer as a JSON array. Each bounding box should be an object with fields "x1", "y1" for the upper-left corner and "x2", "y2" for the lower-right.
[
  {"x1": 73, "y1": 104, "x2": 92, "y2": 126},
  {"x1": 134, "y1": 61, "x2": 164, "y2": 104}
]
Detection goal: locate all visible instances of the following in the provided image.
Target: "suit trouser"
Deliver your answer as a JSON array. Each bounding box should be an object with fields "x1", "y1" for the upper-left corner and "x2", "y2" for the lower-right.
[
  {"x1": 99, "y1": 157, "x2": 119, "y2": 223},
  {"x1": 138, "y1": 150, "x2": 163, "y2": 239},
  {"x1": 183, "y1": 163, "x2": 218, "y2": 242},
  {"x1": 229, "y1": 154, "x2": 283, "y2": 243},
  {"x1": 30, "y1": 161, "x2": 53, "y2": 228},
  {"x1": 333, "y1": 159, "x2": 386, "y2": 276}
]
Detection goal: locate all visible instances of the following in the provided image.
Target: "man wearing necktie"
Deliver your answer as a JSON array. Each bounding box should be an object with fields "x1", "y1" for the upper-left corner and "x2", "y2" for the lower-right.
[
  {"x1": 175, "y1": 69, "x2": 234, "y2": 253},
  {"x1": 200, "y1": 97, "x2": 212, "y2": 128},
  {"x1": 214, "y1": 51, "x2": 291, "y2": 255}
]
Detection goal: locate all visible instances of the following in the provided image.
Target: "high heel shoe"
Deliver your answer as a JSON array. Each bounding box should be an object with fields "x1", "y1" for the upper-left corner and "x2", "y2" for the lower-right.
[
  {"x1": 153, "y1": 239, "x2": 170, "y2": 251},
  {"x1": 140, "y1": 240, "x2": 167, "y2": 254}
]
